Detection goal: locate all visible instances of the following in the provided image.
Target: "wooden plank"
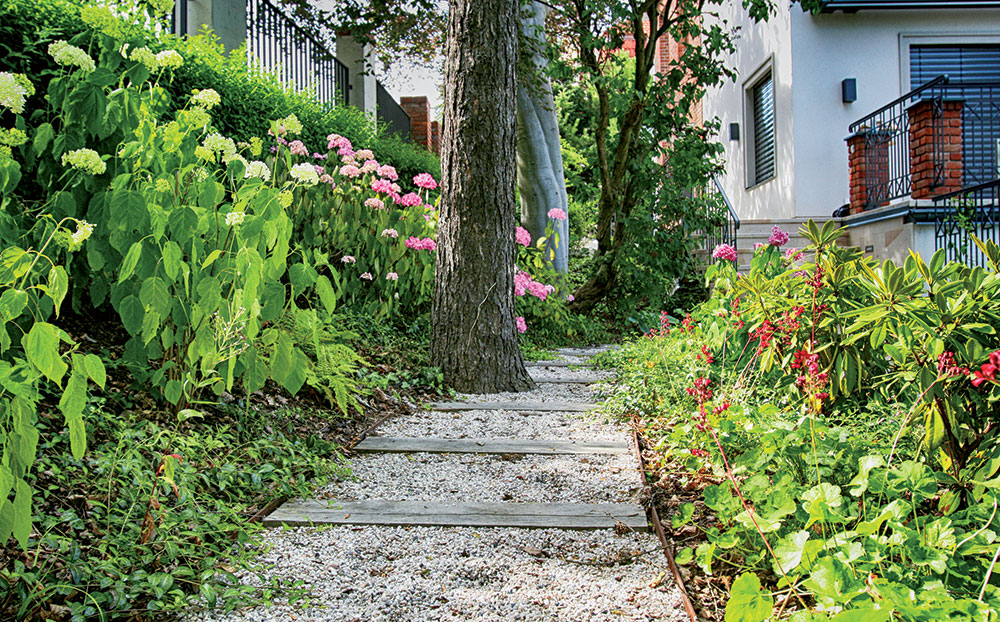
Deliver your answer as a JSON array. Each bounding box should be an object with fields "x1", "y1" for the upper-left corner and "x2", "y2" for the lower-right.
[
  {"x1": 264, "y1": 499, "x2": 648, "y2": 531},
  {"x1": 529, "y1": 375, "x2": 606, "y2": 384},
  {"x1": 526, "y1": 360, "x2": 594, "y2": 368},
  {"x1": 355, "y1": 436, "x2": 630, "y2": 455},
  {"x1": 555, "y1": 345, "x2": 620, "y2": 356},
  {"x1": 427, "y1": 400, "x2": 598, "y2": 412}
]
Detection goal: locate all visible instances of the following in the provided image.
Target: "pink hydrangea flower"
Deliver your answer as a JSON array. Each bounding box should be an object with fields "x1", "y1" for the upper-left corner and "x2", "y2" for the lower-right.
[
  {"x1": 319, "y1": 174, "x2": 334, "y2": 184},
  {"x1": 361, "y1": 159, "x2": 379, "y2": 175},
  {"x1": 515, "y1": 316, "x2": 527, "y2": 334},
  {"x1": 372, "y1": 179, "x2": 394, "y2": 194},
  {"x1": 514, "y1": 271, "x2": 531, "y2": 296},
  {"x1": 526, "y1": 280, "x2": 549, "y2": 300},
  {"x1": 768, "y1": 225, "x2": 790, "y2": 247},
  {"x1": 355, "y1": 149, "x2": 374, "y2": 160},
  {"x1": 386, "y1": 272, "x2": 398, "y2": 281},
  {"x1": 413, "y1": 173, "x2": 438, "y2": 190},
  {"x1": 381, "y1": 228, "x2": 399, "y2": 238},
  {"x1": 400, "y1": 193, "x2": 422, "y2": 207},
  {"x1": 339, "y1": 164, "x2": 361, "y2": 178},
  {"x1": 360, "y1": 272, "x2": 373, "y2": 280},
  {"x1": 341, "y1": 255, "x2": 356, "y2": 264},
  {"x1": 405, "y1": 236, "x2": 437, "y2": 251},
  {"x1": 313, "y1": 153, "x2": 326, "y2": 160},
  {"x1": 547, "y1": 208, "x2": 567, "y2": 220},
  {"x1": 712, "y1": 244, "x2": 738, "y2": 262},
  {"x1": 314, "y1": 165, "x2": 325, "y2": 175},
  {"x1": 338, "y1": 145, "x2": 355, "y2": 158},
  {"x1": 288, "y1": 140, "x2": 308, "y2": 156},
  {"x1": 326, "y1": 133, "x2": 350, "y2": 151},
  {"x1": 275, "y1": 136, "x2": 288, "y2": 146},
  {"x1": 365, "y1": 198, "x2": 385, "y2": 210},
  {"x1": 341, "y1": 155, "x2": 357, "y2": 165},
  {"x1": 377, "y1": 165, "x2": 398, "y2": 180},
  {"x1": 515, "y1": 226, "x2": 531, "y2": 247},
  {"x1": 566, "y1": 294, "x2": 575, "y2": 302}
]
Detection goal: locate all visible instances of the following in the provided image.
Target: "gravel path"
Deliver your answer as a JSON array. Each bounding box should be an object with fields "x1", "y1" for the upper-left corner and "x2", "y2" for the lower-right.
[{"x1": 189, "y1": 351, "x2": 686, "y2": 622}]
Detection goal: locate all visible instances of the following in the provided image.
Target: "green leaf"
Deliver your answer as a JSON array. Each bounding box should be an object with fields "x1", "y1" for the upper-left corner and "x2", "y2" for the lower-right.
[
  {"x1": 118, "y1": 241, "x2": 143, "y2": 283},
  {"x1": 33, "y1": 122, "x2": 54, "y2": 155},
  {"x1": 830, "y1": 608, "x2": 890, "y2": 622},
  {"x1": 0, "y1": 288, "x2": 28, "y2": 322},
  {"x1": 12, "y1": 479, "x2": 31, "y2": 550},
  {"x1": 0, "y1": 247, "x2": 30, "y2": 286},
  {"x1": 83, "y1": 354, "x2": 106, "y2": 388},
  {"x1": 725, "y1": 573, "x2": 773, "y2": 622},
  {"x1": 118, "y1": 295, "x2": 144, "y2": 336},
  {"x1": 141, "y1": 309, "x2": 161, "y2": 345},
  {"x1": 671, "y1": 502, "x2": 695, "y2": 528},
  {"x1": 46, "y1": 266, "x2": 69, "y2": 315},
  {"x1": 58, "y1": 369, "x2": 88, "y2": 459},
  {"x1": 164, "y1": 379, "x2": 182, "y2": 405},
  {"x1": 201, "y1": 249, "x2": 222, "y2": 270},
  {"x1": 848, "y1": 454, "x2": 885, "y2": 496},
  {"x1": 674, "y1": 547, "x2": 694, "y2": 565},
  {"x1": 139, "y1": 276, "x2": 169, "y2": 311},
  {"x1": 24, "y1": 322, "x2": 67, "y2": 384},
  {"x1": 924, "y1": 401, "x2": 946, "y2": 452},
  {"x1": 162, "y1": 241, "x2": 183, "y2": 282},
  {"x1": 315, "y1": 275, "x2": 337, "y2": 314},
  {"x1": 177, "y1": 409, "x2": 204, "y2": 422},
  {"x1": 774, "y1": 530, "x2": 811, "y2": 575},
  {"x1": 270, "y1": 333, "x2": 307, "y2": 394}
]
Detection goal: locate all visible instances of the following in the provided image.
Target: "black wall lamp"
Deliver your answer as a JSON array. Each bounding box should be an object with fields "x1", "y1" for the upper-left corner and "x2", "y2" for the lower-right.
[
  {"x1": 729, "y1": 122, "x2": 740, "y2": 141},
  {"x1": 842, "y1": 78, "x2": 857, "y2": 103}
]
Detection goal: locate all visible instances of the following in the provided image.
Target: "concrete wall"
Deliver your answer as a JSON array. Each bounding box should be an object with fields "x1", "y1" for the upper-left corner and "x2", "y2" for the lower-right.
[
  {"x1": 789, "y1": 8, "x2": 1000, "y2": 219},
  {"x1": 184, "y1": 0, "x2": 246, "y2": 52},
  {"x1": 704, "y1": 5, "x2": 1000, "y2": 222},
  {"x1": 703, "y1": 1, "x2": 796, "y2": 221}
]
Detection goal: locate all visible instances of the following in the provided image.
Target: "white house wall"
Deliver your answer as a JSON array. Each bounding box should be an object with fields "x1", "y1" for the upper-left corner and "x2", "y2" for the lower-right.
[
  {"x1": 705, "y1": 4, "x2": 1000, "y2": 223},
  {"x1": 790, "y1": 8, "x2": 1000, "y2": 219},
  {"x1": 704, "y1": 1, "x2": 796, "y2": 221}
]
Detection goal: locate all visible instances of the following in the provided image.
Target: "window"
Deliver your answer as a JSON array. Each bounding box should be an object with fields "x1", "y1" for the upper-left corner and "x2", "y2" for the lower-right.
[
  {"x1": 910, "y1": 44, "x2": 1000, "y2": 87},
  {"x1": 747, "y1": 71, "x2": 775, "y2": 187}
]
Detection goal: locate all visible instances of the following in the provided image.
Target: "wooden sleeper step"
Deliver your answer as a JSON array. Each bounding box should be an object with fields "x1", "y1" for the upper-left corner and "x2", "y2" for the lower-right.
[
  {"x1": 354, "y1": 436, "x2": 630, "y2": 455},
  {"x1": 264, "y1": 499, "x2": 649, "y2": 531},
  {"x1": 426, "y1": 400, "x2": 598, "y2": 413}
]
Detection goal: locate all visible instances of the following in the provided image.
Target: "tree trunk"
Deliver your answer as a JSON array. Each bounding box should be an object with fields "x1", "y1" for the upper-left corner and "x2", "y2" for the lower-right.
[
  {"x1": 430, "y1": 0, "x2": 533, "y2": 393},
  {"x1": 516, "y1": 1, "x2": 569, "y2": 273}
]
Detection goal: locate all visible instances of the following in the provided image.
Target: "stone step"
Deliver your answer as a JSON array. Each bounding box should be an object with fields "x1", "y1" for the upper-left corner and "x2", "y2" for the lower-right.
[
  {"x1": 526, "y1": 360, "x2": 595, "y2": 368},
  {"x1": 554, "y1": 346, "x2": 619, "y2": 356},
  {"x1": 427, "y1": 400, "x2": 598, "y2": 413},
  {"x1": 264, "y1": 499, "x2": 649, "y2": 531},
  {"x1": 530, "y1": 375, "x2": 605, "y2": 385},
  {"x1": 354, "y1": 436, "x2": 630, "y2": 455}
]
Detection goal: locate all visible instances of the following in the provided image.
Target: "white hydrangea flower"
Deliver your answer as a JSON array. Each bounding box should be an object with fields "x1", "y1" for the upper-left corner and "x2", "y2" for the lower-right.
[
  {"x1": 71, "y1": 220, "x2": 95, "y2": 245},
  {"x1": 225, "y1": 211, "x2": 245, "y2": 227},
  {"x1": 129, "y1": 47, "x2": 158, "y2": 71},
  {"x1": 289, "y1": 163, "x2": 319, "y2": 186},
  {"x1": 191, "y1": 88, "x2": 221, "y2": 109},
  {"x1": 244, "y1": 160, "x2": 271, "y2": 181},
  {"x1": 278, "y1": 190, "x2": 293, "y2": 208},
  {"x1": 48, "y1": 41, "x2": 96, "y2": 73},
  {"x1": 203, "y1": 132, "x2": 236, "y2": 159},
  {"x1": 155, "y1": 50, "x2": 183, "y2": 70},
  {"x1": 146, "y1": 0, "x2": 175, "y2": 16},
  {"x1": 281, "y1": 113, "x2": 303, "y2": 135},
  {"x1": 61, "y1": 148, "x2": 106, "y2": 175},
  {"x1": 0, "y1": 72, "x2": 29, "y2": 114}
]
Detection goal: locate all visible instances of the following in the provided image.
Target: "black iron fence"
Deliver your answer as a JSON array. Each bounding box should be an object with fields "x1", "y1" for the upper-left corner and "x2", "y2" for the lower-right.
[
  {"x1": 932, "y1": 178, "x2": 1000, "y2": 268},
  {"x1": 699, "y1": 176, "x2": 740, "y2": 254},
  {"x1": 849, "y1": 76, "x2": 1000, "y2": 210},
  {"x1": 376, "y1": 81, "x2": 410, "y2": 140},
  {"x1": 246, "y1": 0, "x2": 350, "y2": 105}
]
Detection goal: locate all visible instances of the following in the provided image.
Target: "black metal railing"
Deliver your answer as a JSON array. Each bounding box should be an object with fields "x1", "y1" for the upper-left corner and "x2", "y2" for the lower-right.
[
  {"x1": 699, "y1": 176, "x2": 740, "y2": 254},
  {"x1": 246, "y1": 0, "x2": 350, "y2": 105},
  {"x1": 849, "y1": 75, "x2": 950, "y2": 210},
  {"x1": 932, "y1": 178, "x2": 1000, "y2": 268},
  {"x1": 376, "y1": 81, "x2": 410, "y2": 140},
  {"x1": 849, "y1": 76, "x2": 1000, "y2": 210}
]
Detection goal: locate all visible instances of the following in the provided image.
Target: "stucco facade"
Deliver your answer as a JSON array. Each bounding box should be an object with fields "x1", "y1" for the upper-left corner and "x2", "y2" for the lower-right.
[{"x1": 704, "y1": 3, "x2": 1000, "y2": 223}]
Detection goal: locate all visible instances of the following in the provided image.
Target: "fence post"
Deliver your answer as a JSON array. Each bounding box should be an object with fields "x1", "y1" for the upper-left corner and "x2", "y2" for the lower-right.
[
  {"x1": 909, "y1": 98, "x2": 964, "y2": 200},
  {"x1": 401, "y1": 96, "x2": 432, "y2": 149},
  {"x1": 846, "y1": 132, "x2": 868, "y2": 214},
  {"x1": 335, "y1": 33, "x2": 376, "y2": 116}
]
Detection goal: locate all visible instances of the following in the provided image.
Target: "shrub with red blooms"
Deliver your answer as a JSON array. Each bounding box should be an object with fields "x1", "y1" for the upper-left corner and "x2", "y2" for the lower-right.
[{"x1": 972, "y1": 351, "x2": 1000, "y2": 386}]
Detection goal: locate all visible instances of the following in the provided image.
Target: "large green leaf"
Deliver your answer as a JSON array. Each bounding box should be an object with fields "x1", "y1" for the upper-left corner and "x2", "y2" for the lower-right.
[
  {"x1": 118, "y1": 241, "x2": 143, "y2": 283},
  {"x1": 725, "y1": 573, "x2": 773, "y2": 622},
  {"x1": 0, "y1": 247, "x2": 30, "y2": 286},
  {"x1": 118, "y1": 295, "x2": 144, "y2": 336},
  {"x1": 162, "y1": 241, "x2": 183, "y2": 282},
  {"x1": 58, "y1": 369, "x2": 88, "y2": 459},
  {"x1": 46, "y1": 266, "x2": 69, "y2": 315},
  {"x1": 24, "y1": 322, "x2": 67, "y2": 384}
]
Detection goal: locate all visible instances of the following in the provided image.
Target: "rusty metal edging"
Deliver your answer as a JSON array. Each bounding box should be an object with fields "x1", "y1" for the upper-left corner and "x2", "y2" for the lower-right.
[{"x1": 630, "y1": 416, "x2": 699, "y2": 622}]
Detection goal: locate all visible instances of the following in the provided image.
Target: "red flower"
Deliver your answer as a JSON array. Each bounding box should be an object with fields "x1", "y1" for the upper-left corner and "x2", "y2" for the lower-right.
[{"x1": 973, "y1": 351, "x2": 1000, "y2": 386}]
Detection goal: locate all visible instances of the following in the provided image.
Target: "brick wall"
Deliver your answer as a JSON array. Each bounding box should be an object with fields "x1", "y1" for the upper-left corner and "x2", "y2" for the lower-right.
[
  {"x1": 846, "y1": 134, "x2": 870, "y2": 214},
  {"x1": 909, "y1": 99, "x2": 964, "y2": 200},
  {"x1": 431, "y1": 121, "x2": 441, "y2": 155},
  {"x1": 400, "y1": 96, "x2": 432, "y2": 150}
]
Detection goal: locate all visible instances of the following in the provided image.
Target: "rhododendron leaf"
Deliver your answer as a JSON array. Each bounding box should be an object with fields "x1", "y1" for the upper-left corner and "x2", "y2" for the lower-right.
[{"x1": 924, "y1": 401, "x2": 946, "y2": 452}]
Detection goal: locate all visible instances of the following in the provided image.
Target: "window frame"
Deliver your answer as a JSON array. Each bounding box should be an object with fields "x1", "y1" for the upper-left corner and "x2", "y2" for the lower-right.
[
  {"x1": 899, "y1": 32, "x2": 1000, "y2": 91},
  {"x1": 743, "y1": 59, "x2": 777, "y2": 190}
]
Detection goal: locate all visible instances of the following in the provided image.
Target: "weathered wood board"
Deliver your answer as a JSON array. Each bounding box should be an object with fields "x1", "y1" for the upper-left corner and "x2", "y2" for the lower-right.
[
  {"x1": 355, "y1": 436, "x2": 630, "y2": 455},
  {"x1": 529, "y1": 375, "x2": 607, "y2": 384},
  {"x1": 426, "y1": 400, "x2": 598, "y2": 412},
  {"x1": 264, "y1": 499, "x2": 649, "y2": 531},
  {"x1": 526, "y1": 360, "x2": 595, "y2": 368}
]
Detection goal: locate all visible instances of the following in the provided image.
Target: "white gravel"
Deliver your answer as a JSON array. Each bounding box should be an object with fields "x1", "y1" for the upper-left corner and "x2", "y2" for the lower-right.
[{"x1": 187, "y1": 351, "x2": 685, "y2": 621}]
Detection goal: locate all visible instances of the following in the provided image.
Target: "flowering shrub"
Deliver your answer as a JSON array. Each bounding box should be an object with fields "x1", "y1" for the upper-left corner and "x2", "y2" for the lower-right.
[{"x1": 604, "y1": 220, "x2": 1000, "y2": 620}]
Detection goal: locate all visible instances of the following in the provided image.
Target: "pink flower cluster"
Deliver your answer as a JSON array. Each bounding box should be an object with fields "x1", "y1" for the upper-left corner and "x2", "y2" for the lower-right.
[
  {"x1": 400, "y1": 193, "x2": 422, "y2": 207},
  {"x1": 515, "y1": 316, "x2": 527, "y2": 333},
  {"x1": 768, "y1": 225, "x2": 789, "y2": 247},
  {"x1": 515, "y1": 226, "x2": 532, "y2": 247},
  {"x1": 405, "y1": 236, "x2": 437, "y2": 251},
  {"x1": 712, "y1": 244, "x2": 737, "y2": 262},
  {"x1": 289, "y1": 140, "x2": 308, "y2": 156},
  {"x1": 547, "y1": 208, "x2": 567, "y2": 220},
  {"x1": 514, "y1": 271, "x2": 550, "y2": 300},
  {"x1": 378, "y1": 165, "x2": 398, "y2": 181},
  {"x1": 413, "y1": 173, "x2": 438, "y2": 190}
]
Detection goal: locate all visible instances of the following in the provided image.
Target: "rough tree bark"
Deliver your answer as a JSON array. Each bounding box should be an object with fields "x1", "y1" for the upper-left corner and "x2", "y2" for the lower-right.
[
  {"x1": 429, "y1": 0, "x2": 534, "y2": 393},
  {"x1": 516, "y1": 0, "x2": 569, "y2": 273}
]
